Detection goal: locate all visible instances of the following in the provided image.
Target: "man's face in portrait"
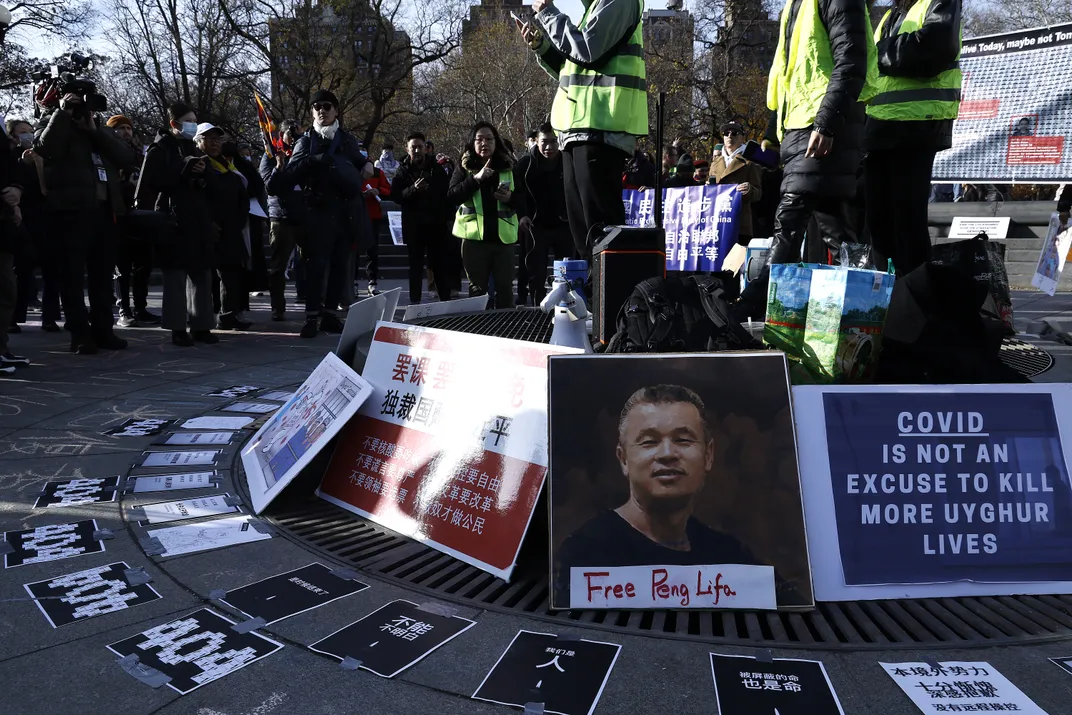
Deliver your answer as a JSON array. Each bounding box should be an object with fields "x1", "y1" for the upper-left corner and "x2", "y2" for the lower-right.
[{"x1": 616, "y1": 400, "x2": 714, "y2": 511}]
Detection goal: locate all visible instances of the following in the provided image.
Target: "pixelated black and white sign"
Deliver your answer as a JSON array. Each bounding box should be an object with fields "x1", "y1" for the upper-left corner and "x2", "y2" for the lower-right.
[
  {"x1": 105, "y1": 418, "x2": 175, "y2": 437},
  {"x1": 472, "y1": 631, "x2": 621, "y2": 715},
  {"x1": 106, "y1": 609, "x2": 283, "y2": 694},
  {"x1": 34, "y1": 476, "x2": 120, "y2": 509},
  {"x1": 220, "y1": 563, "x2": 370, "y2": 625},
  {"x1": 711, "y1": 653, "x2": 845, "y2": 714},
  {"x1": 24, "y1": 561, "x2": 161, "y2": 628},
  {"x1": 4, "y1": 519, "x2": 105, "y2": 568},
  {"x1": 204, "y1": 385, "x2": 260, "y2": 398},
  {"x1": 309, "y1": 600, "x2": 475, "y2": 678}
]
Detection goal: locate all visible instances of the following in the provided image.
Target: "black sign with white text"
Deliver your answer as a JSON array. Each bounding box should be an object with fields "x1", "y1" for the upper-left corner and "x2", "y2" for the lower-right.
[
  {"x1": 472, "y1": 630, "x2": 622, "y2": 715},
  {"x1": 205, "y1": 385, "x2": 261, "y2": 398},
  {"x1": 309, "y1": 600, "x2": 475, "y2": 678},
  {"x1": 4, "y1": 519, "x2": 105, "y2": 568},
  {"x1": 24, "y1": 561, "x2": 161, "y2": 628},
  {"x1": 34, "y1": 477, "x2": 120, "y2": 509},
  {"x1": 1051, "y1": 656, "x2": 1072, "y2": 677},
  {"x1": 105, "y1": 418, "x2": 175, "y2": 437},
  {"x1": 107, "y1": 609, "x2": 283, "y2": 694},
  {"x1": 220, "y1": 563, "x2": 370, "y2": 625},
  {"x1": 710, "y1": 653, "x2": 845, "y2": 715}
]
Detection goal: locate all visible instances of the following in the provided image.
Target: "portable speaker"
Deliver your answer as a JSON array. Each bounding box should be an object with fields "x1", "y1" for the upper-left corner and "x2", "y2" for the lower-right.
[{"x1": 591, "y1": 226, "x2": 666, "y2": 344}]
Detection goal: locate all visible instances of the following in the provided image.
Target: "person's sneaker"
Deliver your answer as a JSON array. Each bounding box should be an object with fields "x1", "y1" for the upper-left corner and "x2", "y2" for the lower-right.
[
  {"x1": 172, "y1": 330, "x2": 194, "y2": 347},
  {"x1": 96, "y1": 334, "x2": 129, "y2": 350},
  {"x1": 300, "y1": 317, "x2": 319, "y2": 339},
  {"x1": 135, "y1": 309, "x2": 161, "y2": 324},
  {"x1": 217, "y1": 315, "x2": 242, "y2": 330},
  {"x1": 271, "y1": 311, "x2": 285, "y2": 322},
  {"x1": 7, "y1": 322, "x2": 21, "y2": 334},
  {"x1": 0, "y1": 352, "x2": 30, "y2": 367},
  {"x1": 70, "y1": 338, "x2": 98, "y2": 355},
  {"x1": 116, "y1": 312, "x2": 137, "y2": 328},
  {"x1": 367, "y1": 282, "x2": 380, "y2": 296},
  {"x1": 0, "y1": 365, "x2": 14, "y2": 375},
  {"x1": 318, "y1": 313, "x2": 344, "y2": 334},
  {"x1": 41, "y1": 320, "x2": 60, "y2": 333},
  {"x1": 192, "y1": 330, "x2": 219, "y2": 344}
]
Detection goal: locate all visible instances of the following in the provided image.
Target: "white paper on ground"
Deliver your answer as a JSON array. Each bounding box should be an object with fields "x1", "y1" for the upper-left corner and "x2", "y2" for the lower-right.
[
  {"x1": 139, "y1": 494, "x2": 239, "y2": 524},
  {"x1": 131, "y1": 472, "x2": 217, "y2": 493},
  {"x1": 140, "y1": 451, "x2": 219, "y2": 468},
  {"x1": 149, "y1": 515, "x2": 271, "y2": 557},
  {"x1": 182, "y1": 416, "x2": 254, "y2": 430}
]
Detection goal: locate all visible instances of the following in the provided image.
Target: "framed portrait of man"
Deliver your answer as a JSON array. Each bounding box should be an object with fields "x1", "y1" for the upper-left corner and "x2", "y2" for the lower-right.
[{"x1": 548, "y1": 352, "x2": 814, "y2": 610}]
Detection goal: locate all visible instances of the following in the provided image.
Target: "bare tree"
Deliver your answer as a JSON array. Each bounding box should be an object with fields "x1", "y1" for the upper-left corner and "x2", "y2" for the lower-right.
[
  {"x1": 2, "y1": 0, "x2": 93, "y2": 42},
  {"x1": 964, "y1": 0, "x2": 1072, "y2": 35}
]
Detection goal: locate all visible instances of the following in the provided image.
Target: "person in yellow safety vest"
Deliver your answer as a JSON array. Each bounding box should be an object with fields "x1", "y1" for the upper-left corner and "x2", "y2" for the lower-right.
[
  {"x1": 864, "y1": 0, "x2": 961, "y2": 276},
  {"x1": 446, "y1": 122, "x2": 527, "y2": 310},
  {"x1": 735, "y1": 0, "x2": 877, "y2": 321},
  {"x1": 519, "y1": 0, "x2": 648, "y2": 261}
]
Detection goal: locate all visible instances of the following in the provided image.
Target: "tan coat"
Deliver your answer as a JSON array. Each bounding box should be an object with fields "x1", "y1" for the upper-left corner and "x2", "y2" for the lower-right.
[{"x1": 710, "y1": 153, "x2": 763, "y2": 240}]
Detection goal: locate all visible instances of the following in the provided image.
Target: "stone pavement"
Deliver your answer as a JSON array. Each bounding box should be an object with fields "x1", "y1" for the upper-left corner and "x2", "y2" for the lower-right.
[{"x1": 1, "y1": 285, "x2": 1072, "y2": 715}]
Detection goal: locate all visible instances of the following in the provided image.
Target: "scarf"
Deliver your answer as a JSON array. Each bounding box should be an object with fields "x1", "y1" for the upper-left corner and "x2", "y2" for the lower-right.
[
  {"x1": 722, "y1": 143, "x2": 746, "y2": 164},
  {"x1": 315, "y1": 119, "x2": 339, "y2": 141},
  {"x1": 207, "y1": 156, "x2": 238, "y2": 174}
]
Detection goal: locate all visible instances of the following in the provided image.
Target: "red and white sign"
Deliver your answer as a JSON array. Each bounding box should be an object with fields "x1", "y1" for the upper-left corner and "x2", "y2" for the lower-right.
[
  {"x1": 317, "y1": 323, "x2": 577, "y2": 581},
  {"x1": 570, "y1": 564, "x2": 776, "y2": 610}
]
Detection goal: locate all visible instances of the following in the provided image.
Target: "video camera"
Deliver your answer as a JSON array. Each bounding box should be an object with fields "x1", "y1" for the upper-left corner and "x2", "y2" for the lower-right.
[{"x1": 32, "y1": 53, "x2": 107, "y2": 119}]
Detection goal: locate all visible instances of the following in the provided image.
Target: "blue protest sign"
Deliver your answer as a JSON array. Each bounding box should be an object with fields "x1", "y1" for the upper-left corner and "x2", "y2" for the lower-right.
[
  {"x1": 622, "y1": 184, "x2": 742, "y2": 272},
  {"x1": 824, "y1": 391, "x2": 1072, "y2": 586}
]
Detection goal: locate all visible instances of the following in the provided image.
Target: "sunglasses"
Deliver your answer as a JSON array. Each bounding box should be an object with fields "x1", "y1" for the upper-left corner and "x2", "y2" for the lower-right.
[
  {"x1": 312, "y1": 103, "x2": 334, "y2": 112},
  {"x1": 724, "y1": 130, "x2": 742, "y2": 137}
]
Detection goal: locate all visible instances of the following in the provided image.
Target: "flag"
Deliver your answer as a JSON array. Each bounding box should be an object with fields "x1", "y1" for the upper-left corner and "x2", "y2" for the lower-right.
[{"x1": 254, "y1": 91, "x2": 283, "y2": 157}]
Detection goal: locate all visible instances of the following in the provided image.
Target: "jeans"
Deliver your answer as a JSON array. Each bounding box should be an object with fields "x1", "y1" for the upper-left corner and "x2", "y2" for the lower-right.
[{"x1": 462, "y1": 239, "x2": 515, "y2": 309}]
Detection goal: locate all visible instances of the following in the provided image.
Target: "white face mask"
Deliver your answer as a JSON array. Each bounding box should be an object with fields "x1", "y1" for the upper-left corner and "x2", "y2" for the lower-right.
[{"x1": 180, "y1": 122, "x2": 198, "y2": 139}]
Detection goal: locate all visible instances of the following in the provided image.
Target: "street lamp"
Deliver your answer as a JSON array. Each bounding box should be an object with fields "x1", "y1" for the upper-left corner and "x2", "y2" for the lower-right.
[{"x1": 0, "y1": 5, "x2": 12, "y2": 44}]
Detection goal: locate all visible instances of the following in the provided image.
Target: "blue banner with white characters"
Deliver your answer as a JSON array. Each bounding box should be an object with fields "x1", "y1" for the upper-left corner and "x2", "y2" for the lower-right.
[
  {"x1": 622, "y1": 184, "x2": 742, "y2": 272},
  {"x1": 824, "y1": 391, "x2": 1072, "y2": 585}
]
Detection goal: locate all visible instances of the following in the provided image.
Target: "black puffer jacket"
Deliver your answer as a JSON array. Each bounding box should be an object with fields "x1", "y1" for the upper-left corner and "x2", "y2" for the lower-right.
[
  {"x1": 393, "y1": 154, "x2": 453, "y2": 228},
  {"x1": 865, "y1": 0, "x2": 961, "y2": 152},
  {"x1": 776, "y1": 0, "x2": 871, "y2": 199}
]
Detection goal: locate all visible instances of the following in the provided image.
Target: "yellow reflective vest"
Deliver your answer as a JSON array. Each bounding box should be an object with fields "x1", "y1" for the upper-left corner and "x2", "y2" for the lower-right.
[{"x1": 452, "y1": 169, "x2": 519, "y2": 244}]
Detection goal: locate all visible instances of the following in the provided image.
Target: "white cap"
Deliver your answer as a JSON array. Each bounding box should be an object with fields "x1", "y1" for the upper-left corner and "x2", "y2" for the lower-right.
[{"x1": 193, "y1": 122, "x2": 223, "y2": 139}]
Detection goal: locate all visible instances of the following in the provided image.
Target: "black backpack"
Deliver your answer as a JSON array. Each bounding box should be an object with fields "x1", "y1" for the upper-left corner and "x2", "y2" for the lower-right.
[{"x1": 603, "y1": 274, "x2": 762, "y2": 353}]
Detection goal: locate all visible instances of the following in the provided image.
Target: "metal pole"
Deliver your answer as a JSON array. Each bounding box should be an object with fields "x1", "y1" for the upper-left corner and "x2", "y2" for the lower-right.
[{"x1": 654, "y1": 91, "x2": 665, "y2": 229}]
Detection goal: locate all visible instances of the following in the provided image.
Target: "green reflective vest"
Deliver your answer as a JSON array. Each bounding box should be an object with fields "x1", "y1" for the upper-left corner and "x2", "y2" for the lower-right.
[
  {"x1": 867, "y1": 0, "x2": 962, "y2": 121},
  {"x1": 767, "y1": 0, "x2": 879, "y2": 140},
  {"x1": 549, "y1": 0, "x2": 648, "y2": 136},
  {"x1": 453, "y1": 169, "x2": 519, "y2": 244}
]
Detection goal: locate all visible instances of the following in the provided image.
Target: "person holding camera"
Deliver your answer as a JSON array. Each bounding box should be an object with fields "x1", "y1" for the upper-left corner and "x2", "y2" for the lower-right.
[
  {"x1": 276, "y1": 89, "x2": 371, "y2": 339},
  {"x1": 447, "y1": 122, "x2": 526, "y2": 309},
  {"x1": 136, "y1": 103, "x2": 218, "y2": 347},
  {"x1": 392, "y1": 132, "x2": 453, "y2": 305},
  {"x1": 34, "y1": 93, "x2": 135, "y2": 354}
]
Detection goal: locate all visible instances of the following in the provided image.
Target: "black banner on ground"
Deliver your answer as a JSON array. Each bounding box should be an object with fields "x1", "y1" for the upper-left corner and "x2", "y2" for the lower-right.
[
  {"x1": 472, "y1": 630, "x2": 621, "y2": 715},
  {"x1": 34, "y1": 477, "x2": 120, "y2": 509},
  {"x1": 4, "y1": 519, "x2": 105, "y2": 568},
  {"x1": 24, "y1": 562, "x2": 161, "y2": 628},
  {"x1": 105, "y1": 418, "x2": 175, "y2": 437},
  {"x1": 107, "y1": 609, "x2": 283, "y2": 694},
  {"x1": 220, "y1": 563, "x2": 370, "y2": 625},
  {"x1": 309, "y1": 599, "x2": 475, "y2": 678},
  {"x1": 710, "y1": 653, "x2": 845, "y2": 714}
]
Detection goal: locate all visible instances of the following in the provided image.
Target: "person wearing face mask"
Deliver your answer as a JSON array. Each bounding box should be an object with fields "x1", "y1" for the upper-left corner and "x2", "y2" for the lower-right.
[
  {"x1": 276, "y1": 89, "x2": 371, "y2": 338},
  {"x1": 374, "y1": 144, "x2": 399, "y2": 184},
  {"x1": 709, "y1": 122, "x2": 763, "y2": 252},
  {"x1": 135, "y1": 103, "x2": 218, "y2": 347},
  {"x1": 447, "y1": 121, "x2": 527, "y2": 309},
  {"x1": 195, "y1": 124, "x2": 254, "y2": 332},
  {"x1": 260, "y1": 120, "x2": 306, "y2": 320},
  {"x1": 107, "y1": 114, "x2": 159, "y2": 329},
  {"x1": 34, "y1": 93, "x2": 136, "y2": 355},
  {"x1": 7, "y1": 118, "x2": 60, "y2": 334}
]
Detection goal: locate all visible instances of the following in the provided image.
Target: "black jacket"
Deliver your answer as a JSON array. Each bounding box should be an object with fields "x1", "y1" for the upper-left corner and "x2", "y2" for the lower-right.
[
  {"x1": 1059, "y1": 186, "x2": 1071, "y2": 214},
  {"x1": 777, "y1": 0, "x2": 870, "y2": 198},
  {"x1": 865, "y1": 0, "x2": 961, "y2": 152},
  {"x1": 205, "y1": 160, "x2": 251, "y2": 268},
  {"x1": 135, "y1": 130, "x2": 217, "y2": 270},
  {"x1": 515, "y1": 145, "x2": 569, "y2": 230},
  {"x1": 33, "y1": 109, "x2": 135, "y2": 215},
  {"x1": 259, "y1": 152, "x2": 306, "y2": 225},
  {"x1": 393, "y1": 154, "x2": 453, "y2": 226},
  {"x1": 447, "y1": 150, "x2": 527, "y2": 244}
]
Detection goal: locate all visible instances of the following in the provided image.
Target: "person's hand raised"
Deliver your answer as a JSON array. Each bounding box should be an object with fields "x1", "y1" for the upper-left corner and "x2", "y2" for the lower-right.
[{"x1": 474, "y1": 157, "x2": 496, "y2": 182}]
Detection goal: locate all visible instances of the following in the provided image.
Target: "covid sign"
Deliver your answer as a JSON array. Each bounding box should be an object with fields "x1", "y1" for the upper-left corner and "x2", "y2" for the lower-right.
[{"x1": 824, "y1": 391, "x2": 1072, "y2": 586}]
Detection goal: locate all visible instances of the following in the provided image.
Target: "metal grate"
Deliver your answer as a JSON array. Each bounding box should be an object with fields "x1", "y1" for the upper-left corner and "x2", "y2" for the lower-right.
[
  {"x1": 999, "y1": 338, "x2": 1053, "y2": 378},
  {"x1": 256, "y1": 310, "x2": 1072, "y2": 650}
]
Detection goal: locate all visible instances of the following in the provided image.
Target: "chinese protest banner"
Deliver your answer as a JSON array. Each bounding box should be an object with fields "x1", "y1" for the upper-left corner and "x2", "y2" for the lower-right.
[
  {"x1": 933, "y1": 22, "x2": 1072, "y2": 183},
  {"x1": 881, "y1": 662, "x2": 1048, "y2": 714},
  {"x1": 622, "y1": 184, "x2": 742, "y2": 272},
  {"x1": 794, "y1": 385, "x2": 1072, "y2": 601},
  {"x1": 242, "y1": 352, "x2": 372, "y2": 514},
  {"x1": 710, "y1": 653, "x2": 845, "y2": 715},
  {"x1": 549, "y1": 353, "x2": 813, "y2": 610},
  {"x1": 318, "y1": 323, "x2": 576, "y2": 581}
]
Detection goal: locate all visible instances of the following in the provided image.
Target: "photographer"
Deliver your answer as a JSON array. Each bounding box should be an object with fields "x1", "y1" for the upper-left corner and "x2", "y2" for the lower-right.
[
  {"x1": 34, "y1": 93, "x2": 135, "y2": 354},
  {"x1": 136, "y1": 103, "x2": 218, "y2": 347}
]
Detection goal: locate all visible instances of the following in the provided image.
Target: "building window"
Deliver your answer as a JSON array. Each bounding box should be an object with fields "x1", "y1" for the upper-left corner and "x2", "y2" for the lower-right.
[{"x1": 357, "y1": 40, "x2": 363, "y2": 49}]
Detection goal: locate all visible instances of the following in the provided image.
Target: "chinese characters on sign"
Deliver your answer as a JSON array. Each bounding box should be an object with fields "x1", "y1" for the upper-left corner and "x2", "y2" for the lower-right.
[
  {"x1": 219, "y1": 563, "x2": 369, "y2": 625},
  {"x1": 881, "y1": 662, "x2": 1048, "y2": 714},
  {"x1": 710, "y1": 653, "x2": 846, "y2": 714},
  {"x1": 622, "y1": 184, "x2": 742, "y2": 272}
]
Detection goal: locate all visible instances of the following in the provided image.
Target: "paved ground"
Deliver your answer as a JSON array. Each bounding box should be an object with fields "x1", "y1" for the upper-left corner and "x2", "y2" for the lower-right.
[{"x1": 2, "y1": 284, "x2": 1072, "y2": 715}]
